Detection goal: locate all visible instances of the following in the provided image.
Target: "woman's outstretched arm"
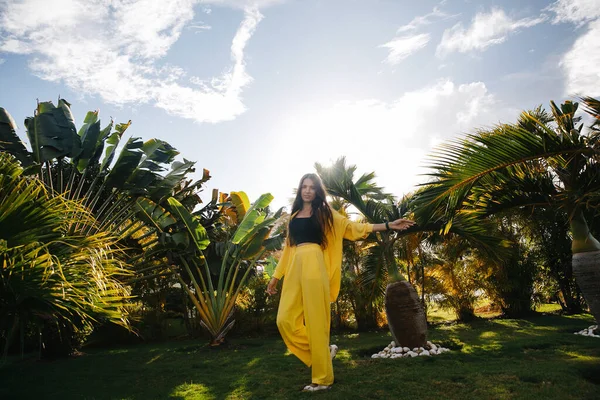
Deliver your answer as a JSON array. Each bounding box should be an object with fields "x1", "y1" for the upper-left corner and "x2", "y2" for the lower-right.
[{"x1": 372, "y1": 218, "x2": 415, "y2": 232}]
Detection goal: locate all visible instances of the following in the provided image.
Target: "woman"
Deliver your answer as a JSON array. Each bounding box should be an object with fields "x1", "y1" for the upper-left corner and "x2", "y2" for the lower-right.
[{"x1": 266, "y1": 173, "x2": 414, "y2": 392}]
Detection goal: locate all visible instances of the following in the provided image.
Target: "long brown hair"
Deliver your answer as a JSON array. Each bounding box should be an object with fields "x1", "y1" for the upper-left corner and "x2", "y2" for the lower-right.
[{"x1": 289, "y1": 173, "x2": 334, "y2": 248}]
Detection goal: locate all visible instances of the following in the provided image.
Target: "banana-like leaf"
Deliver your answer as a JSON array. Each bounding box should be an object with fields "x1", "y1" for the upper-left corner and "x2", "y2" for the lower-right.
[
  {"x1": 148, "y1": 159, "x2": 196, "y2": 201},
  {"x1": 135, "y1": 198, "x2": 177, "y2": 230},
  {"x1": 230, "y1": 191, "x2": 250, "y2": 221},
  {"x1": 232, "y1": 193, "x2": 273, "y2": 245},
  {"x1": 126, "y1": 169, "x2": 157, "y2": 193},
  {"x1": 76, "y1": 120, "x2": 101, "y2": 172},
  {"x1": 25, "y1": 100, "x2": 82, "y2": 162},
  {"x1": 0, "y1": 107, "x2": 32, "y2": 165},
  {"x1": 142, "y1": 139, "x2": 179, "y2": 164},
  {"x1": 239, "y1": 227, "x2": 271, "y2": 258},
  {"x1": 86, "y1": 121, "x2": 113, "y2": 169},
  {"x1": 57, "y1": 99, "x2": 82, "y2": 158},
  {"x1": 263, "y1": 233, "x2": 285, "y2": 251},
  {"x1": 104, "y1": 137, "x2": 144, "y2": 189},
  {"x1": 100, "y1": 131, "x2": 120, "y2": 173},
  {"x1": 167, "y1": 197, "x2": 210, "y2": 251},
  {"x1": 159, "y1": 231, "x2": 190, "y2": 249}
]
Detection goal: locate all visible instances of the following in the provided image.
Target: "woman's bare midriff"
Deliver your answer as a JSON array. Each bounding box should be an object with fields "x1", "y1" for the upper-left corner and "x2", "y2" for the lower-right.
[{"x1": 297, "y1": 242, "x2": 319, "y2": 247}]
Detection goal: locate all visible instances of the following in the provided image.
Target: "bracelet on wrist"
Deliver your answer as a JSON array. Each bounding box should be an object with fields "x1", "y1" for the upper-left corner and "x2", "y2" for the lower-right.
[{"x1": 385, "y1": 221, "x2": 390, "y2": 231}]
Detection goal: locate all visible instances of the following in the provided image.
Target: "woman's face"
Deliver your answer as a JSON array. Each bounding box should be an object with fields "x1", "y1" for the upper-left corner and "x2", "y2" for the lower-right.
[{"x1": 301, "y1": 178, "x2": 317, "y2": 203}]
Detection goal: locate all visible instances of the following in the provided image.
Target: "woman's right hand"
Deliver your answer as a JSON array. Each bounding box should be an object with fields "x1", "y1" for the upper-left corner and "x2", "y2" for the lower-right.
[{"x1": 266, "y1": 277, "x2": 279, "y2": 295}]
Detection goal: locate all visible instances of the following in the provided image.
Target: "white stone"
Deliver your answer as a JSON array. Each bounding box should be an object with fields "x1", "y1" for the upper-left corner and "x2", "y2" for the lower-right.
[
  {"x1": 372, "y1": 354, "x2": 378, "y2": 358},
  {"x1": 429, "y1": 349, "x2": 437, "y2": 355},
  {"x1": 403, "y1": 347, "x2": 410, "y2": 352},
  {"x1": 431, "y1": 344, "x2": 438, "y2": 351},
  {"x1": 574, "y1": 325, "x2": 600, "y2": 338},
  {"x1": 390, "y1": 341, "x2": 396, "y2": 347},
  {"x1": 392, "y1": 347, "x2": 402, "y2": 354},
  {"x1": 419, "y1": 350, "x2": 430, "y2": 356},
  {"x1": 408, "y1": 351, "x2": 418, "y2": 357},
  {"x1": 412, "y1": 347, "x2": 418, "y2": 352}
]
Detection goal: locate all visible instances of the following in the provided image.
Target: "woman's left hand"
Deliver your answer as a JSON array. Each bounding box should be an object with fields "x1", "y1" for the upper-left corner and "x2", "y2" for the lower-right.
[{"x1": 388, "y1": 218, "x2": 416, "y2": 231}]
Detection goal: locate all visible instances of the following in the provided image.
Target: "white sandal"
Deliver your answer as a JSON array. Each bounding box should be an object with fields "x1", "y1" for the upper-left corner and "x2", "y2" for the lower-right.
[
  {"x1": 330, "y1": 344, "x2": 338, "y2": 360},
  {"x1": 303, "y1": 384, "x2": 332, "y2": 392}
]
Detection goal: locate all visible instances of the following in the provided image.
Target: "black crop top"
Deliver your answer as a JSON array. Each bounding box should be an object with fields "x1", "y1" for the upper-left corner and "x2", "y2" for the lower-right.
[{"x1": 289, "y1": 216, "x2": 322, "y2": 245}]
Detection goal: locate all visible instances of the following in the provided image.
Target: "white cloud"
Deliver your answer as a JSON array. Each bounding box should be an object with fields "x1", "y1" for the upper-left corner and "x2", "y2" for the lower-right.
[
  {"x1": 437, "y1": 8, "x2": 547, "y2": 57},
  {"x1": 199, "y1": 0, "x2": 283, "y2": 9},
  {"x1": 270, "y1": 79, "x2": 515, "y2": 205},
  {"x1": 379, "y1": 33, "x2": 430, "y2": 65},
  {"x1": 397, "y1": 3, "x2": 458, "y2": 33},
  {"x1": 547, "y1": 0, "x2": 600, "y2": 26},
  {"x1": 114, "y1": 0, "x2": 196, "y2": 59},
  {"x1": 0, "y1": 0, "x2": 275, "y2": 123},
  {"x1": 560, "y1": 19, "x2": 600, "y2": 96},
  {"x1": 154, "y1": 7, "x2": 262, "y2": 122},
  {"x1": 0, "y1": 58, "x2": 4, "y2": 65},
  {"x1": 547, "y1": 1, "x2": 600, "y2": 96},
  {"x1": 188, "y1": 23, "x2": 212, "y2": 33},
  {"x1": 380, "y1": 2, "x2": 456, "y2": 65}
]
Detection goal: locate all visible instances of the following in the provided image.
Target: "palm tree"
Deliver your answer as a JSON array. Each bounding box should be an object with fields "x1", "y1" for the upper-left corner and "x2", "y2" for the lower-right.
[
  {"x1": 415, "y1": 97, "x2": 600, "y2": 326},
  {"x1": 316, "y1": 157, "x2": 429, "y2": 346},
  {"x1": 0, "y1": 153, "x2": 131, "y2": 359}
]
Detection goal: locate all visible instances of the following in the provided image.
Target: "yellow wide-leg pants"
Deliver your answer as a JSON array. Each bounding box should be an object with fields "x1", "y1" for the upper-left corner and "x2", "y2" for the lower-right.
[{"x1": 276, "y1": 243, "x2": 333, "y2": 386}]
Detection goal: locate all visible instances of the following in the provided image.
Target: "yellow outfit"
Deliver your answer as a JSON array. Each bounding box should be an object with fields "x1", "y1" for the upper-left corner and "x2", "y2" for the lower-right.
[{"x1": 273, "y1": 210, "x2": 373, "y2": 385}]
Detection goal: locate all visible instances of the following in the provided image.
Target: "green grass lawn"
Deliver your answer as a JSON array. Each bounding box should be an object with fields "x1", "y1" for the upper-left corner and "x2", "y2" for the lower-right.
[
  {"x1": 2, "y1": 313, "x2": 598, "y2": 400},
  {"x1": 426, "y1": 302, "x2": 564, "y2": 323}
]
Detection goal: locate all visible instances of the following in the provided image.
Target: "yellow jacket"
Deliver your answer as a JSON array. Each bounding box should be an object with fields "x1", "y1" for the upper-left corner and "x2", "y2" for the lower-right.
[{"x1": 273, "y1": 210, "x2": 374, "y2": 302}]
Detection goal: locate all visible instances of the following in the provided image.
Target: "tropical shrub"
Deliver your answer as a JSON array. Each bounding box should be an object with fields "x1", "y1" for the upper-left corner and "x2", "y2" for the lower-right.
[
  {"x1": 415, "y1": 97, "x2": 600, "y2": 324},
  {"x1": 0, "y1": 99, "x2": 224, "y2": 342},
  {"x1": 0, "y1": 153, "x2": 131, "y2": 358},
  {"x1": 175, "y1": 192, "x2": 284, "y2": 345}
]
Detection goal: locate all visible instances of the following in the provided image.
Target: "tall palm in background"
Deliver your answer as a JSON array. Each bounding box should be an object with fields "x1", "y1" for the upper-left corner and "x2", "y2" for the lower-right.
[
  {"x1": 415, "y1": 97, "x2": 600, "y2": 325},
  {"x1": 316, "y1": 158, "x2": 430, "y2": 345}
]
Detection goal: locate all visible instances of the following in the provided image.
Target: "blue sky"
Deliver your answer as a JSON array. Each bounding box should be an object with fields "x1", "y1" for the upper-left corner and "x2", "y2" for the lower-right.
[{"x1": 1, "y1": 0, "x2": 599, "y2": 209}]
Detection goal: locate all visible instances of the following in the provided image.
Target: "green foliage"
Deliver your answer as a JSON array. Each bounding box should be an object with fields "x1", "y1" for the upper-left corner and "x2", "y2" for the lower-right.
[
  {"x1": 23, "y1": 99, "x2": 81, "y2": 164},
  {"x1": 426, "y1": 237, "x2": 481, "y2": 322},
  {"x1": 521, "y1": 208, "x2": 584, "y2": 313},
  {"x1": 235, "y1": 272, "x2": 280, "y2": 333},
  {"x1": 0, "y1": 99, "x2": 220, "y2": 320},
  {"x1": 0, "y1": 153, "x2": 131, "y2": 358},
  {"x1": 415, "y1": 97, "x2": 600, "y2": 253},
  {"x1": 176, "y1": 192, "x2": 284, "y2": 345},
  {"x1": 0, "y1": 107, "x2": 31, "y2": 166}
]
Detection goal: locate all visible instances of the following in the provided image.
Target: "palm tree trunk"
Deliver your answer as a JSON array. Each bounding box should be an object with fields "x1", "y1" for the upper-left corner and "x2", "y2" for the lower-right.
[
  {"x1": 385, "y1": 281, "x2": 427, "y2": 348},
  {"x1": 572, "y1": 251, "x2": 600, "y2": 324},
  {"x1": 570, "y1": 210, "x2": 600, "y2": 323}
]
